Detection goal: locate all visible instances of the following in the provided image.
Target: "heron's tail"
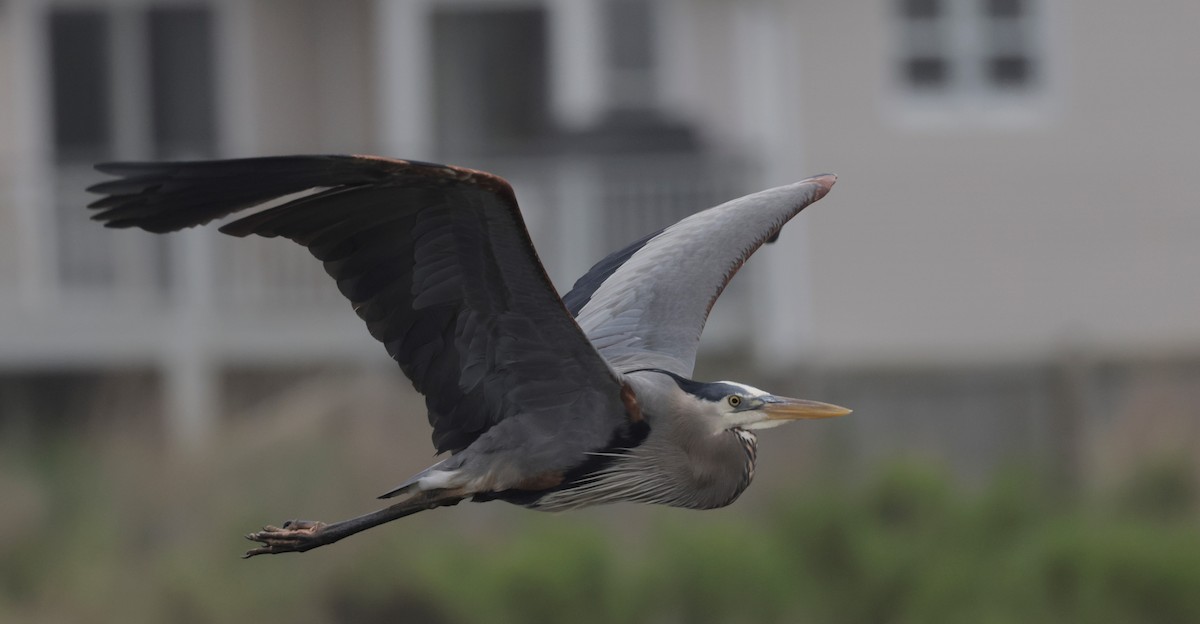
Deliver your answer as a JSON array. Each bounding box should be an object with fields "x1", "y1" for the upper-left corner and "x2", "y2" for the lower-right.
[
  {"x1": 378, "y1": 459, "x2": 453, "y2": 499},
  {"x1": 377, "y1": 481, "x2": 419, "y2": 500}
]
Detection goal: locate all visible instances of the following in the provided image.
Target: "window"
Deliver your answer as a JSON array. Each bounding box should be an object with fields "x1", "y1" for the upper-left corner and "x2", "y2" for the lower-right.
[
  {"x1": 49, "y1": 6, "x2": 217, "y2": 163},
  {"x1": 50, "y1": 9, "x2": 113, "y2": 163},
  {"x1": 431, "y1": 7, "x2": 551, "y2": 156},
  {"x1": 895, "y1": 0, "x2": 1043, "y2": 97},
  {"x1": 148, "y1": 7, "x2": 217, "y2": 160},
  {"x1": 48, "y1": 4, "x2": 217, "y2": 291},
  {"x1": 603, "y1": 0, "x2": 657, "y2": 111}
]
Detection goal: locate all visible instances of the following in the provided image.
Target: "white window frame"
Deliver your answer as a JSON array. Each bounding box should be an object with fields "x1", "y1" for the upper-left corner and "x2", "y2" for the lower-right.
[
  {"x1": 887, "y1": 0, "x2": 1060, "y2": 129},
  {"x1": 26, "y1": 0, "x2": 235, "y2": 304}
]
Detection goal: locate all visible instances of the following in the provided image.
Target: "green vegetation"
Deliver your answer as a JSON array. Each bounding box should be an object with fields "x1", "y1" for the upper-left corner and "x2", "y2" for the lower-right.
[{"x1": 2, "y1": 432, "x2": 1198, "y2": 624}]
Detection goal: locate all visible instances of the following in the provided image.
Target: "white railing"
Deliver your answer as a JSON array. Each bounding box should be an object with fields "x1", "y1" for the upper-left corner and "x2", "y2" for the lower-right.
[
  {"x1": 471, "y1": 152, "x2": 756, "y2": 297},
  {"x1": 1, "y1": 152, "x2": 756, "y2": 365},
  {"x1": 54, "y1": 166, "x2": 170, "y2": 305}
]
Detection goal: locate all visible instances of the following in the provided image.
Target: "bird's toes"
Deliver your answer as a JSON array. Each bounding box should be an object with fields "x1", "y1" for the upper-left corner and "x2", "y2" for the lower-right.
[
  {"x1": 242, "y1": 544, "x2": 271, "y2": 559},
  {"x1": 242, "y1": 519, "x2": 329, "y2": 558},
  {"x1": 281, "y1": 519, "x2": 325, "y2": 531}
]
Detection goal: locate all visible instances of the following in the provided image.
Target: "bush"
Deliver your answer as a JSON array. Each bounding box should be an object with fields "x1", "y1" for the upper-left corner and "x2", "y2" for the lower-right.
[{"x1": 3, "y1": 434, "x2": 1199, "y2": 624}]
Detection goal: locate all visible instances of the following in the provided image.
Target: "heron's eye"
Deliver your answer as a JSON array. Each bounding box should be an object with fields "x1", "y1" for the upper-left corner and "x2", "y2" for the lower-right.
[{"x1": 727, "y1": 395, "x2": 742, "y2": 408}]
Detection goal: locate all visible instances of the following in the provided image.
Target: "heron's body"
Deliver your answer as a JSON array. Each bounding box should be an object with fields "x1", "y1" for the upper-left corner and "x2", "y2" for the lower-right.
[
  {"x1": 488, "y1": 370, "x2": 759, "y2": 512},
  {"x1": 86, "y1": 155, "x2": 847, "y2": 556}
]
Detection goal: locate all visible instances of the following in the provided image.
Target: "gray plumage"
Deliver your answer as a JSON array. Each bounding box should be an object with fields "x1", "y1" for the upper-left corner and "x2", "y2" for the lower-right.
[
  {"x1": 576, "y1": 180, "x2": 831, "y2": 376},
  {"x1": 86, "y1": 155, "x2": 848, "y2": 557}
]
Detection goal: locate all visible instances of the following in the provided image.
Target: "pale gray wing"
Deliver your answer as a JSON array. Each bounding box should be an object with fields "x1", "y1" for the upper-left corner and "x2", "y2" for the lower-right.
[
  {"x1": 571, "y1": 175, "x2": 836, "y2": 376},
  {"x1": 87, "y1": 155, "x2": 636, "y2": 462}
]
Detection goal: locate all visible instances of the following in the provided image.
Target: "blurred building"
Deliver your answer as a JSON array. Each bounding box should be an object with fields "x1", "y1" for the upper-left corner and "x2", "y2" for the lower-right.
[{"x1": 1, "y1": 0, "x2": 1198, "y2": 477}]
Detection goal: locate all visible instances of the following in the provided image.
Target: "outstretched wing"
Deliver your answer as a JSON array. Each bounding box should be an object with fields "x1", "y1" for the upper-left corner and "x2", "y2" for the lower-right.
[
  {"x1": 87, "y1": 155, "x2": 631, "y2": 456},
  {"x1": 568, "y1": 175, "x2": 836, "y2": 376}
]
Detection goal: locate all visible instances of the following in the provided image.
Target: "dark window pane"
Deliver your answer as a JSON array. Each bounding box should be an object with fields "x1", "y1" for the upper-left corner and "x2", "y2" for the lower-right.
[
  {"x1": 987, "y1": 55, "x2": 1033, "y2": 87},
  {"x1": 904, "y1": 56, "x2": 950, "y2": 88},
  {"x1": 901, "y1": 0, "x2": 942, "y2": 19},
  {"x1": 604, "y1": 0, "x2": 657, "y2": 110},
  {"x1": 605, "y1": 0, "x2": 655, "y2": 71},
  {"x1": 432, "y1": 8, "x2": 550, "y2": 155},
  {"x1": 985, "y1": 0, "x2": 1024, "y2": 18},
  {"x1": 50, "y1": 10, "x2": 111, "y2": 162},
  {"x1": 148, "y1": 7, "x2": 216, "y2": 159}
]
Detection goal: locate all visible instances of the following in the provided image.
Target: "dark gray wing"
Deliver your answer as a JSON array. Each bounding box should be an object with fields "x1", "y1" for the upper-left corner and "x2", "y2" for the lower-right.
[
  {"x1": 572, "y1": 175, "x2": 836, "y2": 376},
  {"x1": 87, "y1": 155, "x2": 631, "y2": 456}
]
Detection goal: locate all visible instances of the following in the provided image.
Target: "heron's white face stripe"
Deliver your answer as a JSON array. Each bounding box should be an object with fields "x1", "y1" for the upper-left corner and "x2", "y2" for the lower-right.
[
  {"x1": 714, "y1": 381, "x2": 769, "y2": 398},
  {"x1": 694, "y1": 381, "x2": 772, "y2": 431}
]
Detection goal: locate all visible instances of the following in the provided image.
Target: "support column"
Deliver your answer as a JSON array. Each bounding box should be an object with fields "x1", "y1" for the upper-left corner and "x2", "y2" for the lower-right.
[
  {"x1": 548, "y1": 0, "x2": 605, "y2": 130},
  {"x1": 733, "y1": 0, "x2": 816, "y2": 368},
  {"x1": 164, "y1": 340, "x2": 218, "y2": 451},
  {"x1": 375, "y1": 0, "x2": 432, "y2": 156},
  {"x1": 215, "y1": 0, "x2": 258, "y2": 156},
  {"x1": 7, "y1": 0, "x2": 55, "y2": 312},
  {"x1": 554, "y1": 158, "x2": 603, "y2": 289},
  {"x1": 165, "y1": 229, "x2": 219, "y2": 451}
]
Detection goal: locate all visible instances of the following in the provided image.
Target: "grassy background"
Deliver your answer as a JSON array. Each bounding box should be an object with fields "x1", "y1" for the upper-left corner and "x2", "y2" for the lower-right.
[{"x1": 2, "y1": 417, "x2": 1199, "y2": 624}]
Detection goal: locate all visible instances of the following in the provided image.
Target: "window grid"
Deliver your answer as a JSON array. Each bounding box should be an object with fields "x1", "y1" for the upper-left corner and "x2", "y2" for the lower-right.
[
  {"x1": 48, "y1": 3, "x2": 216, "y2": 293},
  {"x1": 896, "y1": 0, "x2": 1041, "y2": 97}
]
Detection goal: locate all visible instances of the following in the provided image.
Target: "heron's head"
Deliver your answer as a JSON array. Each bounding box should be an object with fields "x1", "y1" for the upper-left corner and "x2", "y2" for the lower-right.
[{"x1": 663, "y1": 373, "x2": 852, "y2": 431}]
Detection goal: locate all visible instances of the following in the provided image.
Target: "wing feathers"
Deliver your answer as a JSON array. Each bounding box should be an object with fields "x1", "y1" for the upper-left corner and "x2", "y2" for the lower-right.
[
  {"x1": 573, "y1": 175, "x2": 836, "y2": 376},
  {"x1": 88, "y1": 155, "x2": 631, "y2": 472}
]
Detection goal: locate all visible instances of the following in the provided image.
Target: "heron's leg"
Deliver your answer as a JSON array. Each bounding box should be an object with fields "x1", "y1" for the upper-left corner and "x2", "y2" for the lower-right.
[{"x1": 242, "y1": 490, "x2": 463, "y2": 558}]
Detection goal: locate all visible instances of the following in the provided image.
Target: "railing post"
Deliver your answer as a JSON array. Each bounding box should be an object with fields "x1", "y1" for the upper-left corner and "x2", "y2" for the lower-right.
[
  {"x1": 549, "y1": 0, "x2": 605, "y2": 130},
  {"x1": 555, "y1": 157, "x2": 603, "y2": 289},
  {"x1": 164, "y1": 228, "x2": 219, "y2": 450},
  {"x1": 375, "y1": 0, "x2": 432, "y2": 156}
]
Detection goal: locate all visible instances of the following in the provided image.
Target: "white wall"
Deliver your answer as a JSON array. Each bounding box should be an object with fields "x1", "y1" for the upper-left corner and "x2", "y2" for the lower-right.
[
  {"x1": 774, "y1": 0, "x2": 1200, "y2": 365},
  {"x1": 6, "y1": 0, "x2": 1200, "y2": 372}
]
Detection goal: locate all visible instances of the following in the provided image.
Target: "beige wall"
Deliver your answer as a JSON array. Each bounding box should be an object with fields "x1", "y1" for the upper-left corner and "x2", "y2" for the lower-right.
[
  {"x1": 4, "y1": 0, "x2": 1197, "y2": 366},
  {"x1": 241, "y1": 0, "x2": 377, "y2": 154},
  {"x1": 776, "y1": 1, "x2": 1200, "y2": 364}
]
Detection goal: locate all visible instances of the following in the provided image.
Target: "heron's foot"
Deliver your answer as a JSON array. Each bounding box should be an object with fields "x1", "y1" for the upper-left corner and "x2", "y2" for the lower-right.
[{"x1": 243, "y1": 519, "x2": 329, "y2": 558}]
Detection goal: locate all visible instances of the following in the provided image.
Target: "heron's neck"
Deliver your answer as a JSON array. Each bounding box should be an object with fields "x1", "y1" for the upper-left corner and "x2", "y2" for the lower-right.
[
  {"x1": 644, "y1": 418, "x2": 759, "y2": 510},
  {"x1": 726, "y1": 428, "x2": 758, "y2": 504}
]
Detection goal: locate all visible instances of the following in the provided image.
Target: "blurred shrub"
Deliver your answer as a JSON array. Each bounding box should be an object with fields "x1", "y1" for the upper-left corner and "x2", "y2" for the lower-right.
[
  {"x1": 2, "y1": 434, "x2": 1199, "y2": 624},
  {"x1": 1115, "y1": 455, "x2": 1198, "y2": 521}
]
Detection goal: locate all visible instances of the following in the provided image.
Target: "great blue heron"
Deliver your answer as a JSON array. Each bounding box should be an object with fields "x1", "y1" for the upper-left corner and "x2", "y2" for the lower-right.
[{"x1": 87, "y1": 155, "x2": 849, "y2": 558}]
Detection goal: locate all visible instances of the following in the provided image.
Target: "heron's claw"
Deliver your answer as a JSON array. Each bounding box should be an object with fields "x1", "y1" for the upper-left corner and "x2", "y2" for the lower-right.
[{"x1": 243, "y1": 519, "x2": 329, "y2": 558}]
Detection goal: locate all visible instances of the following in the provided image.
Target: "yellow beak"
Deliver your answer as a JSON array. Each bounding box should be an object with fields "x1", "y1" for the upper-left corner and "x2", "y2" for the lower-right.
[{"x1": 761, "y1": 396, "x2": 852, "y2": 420}]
